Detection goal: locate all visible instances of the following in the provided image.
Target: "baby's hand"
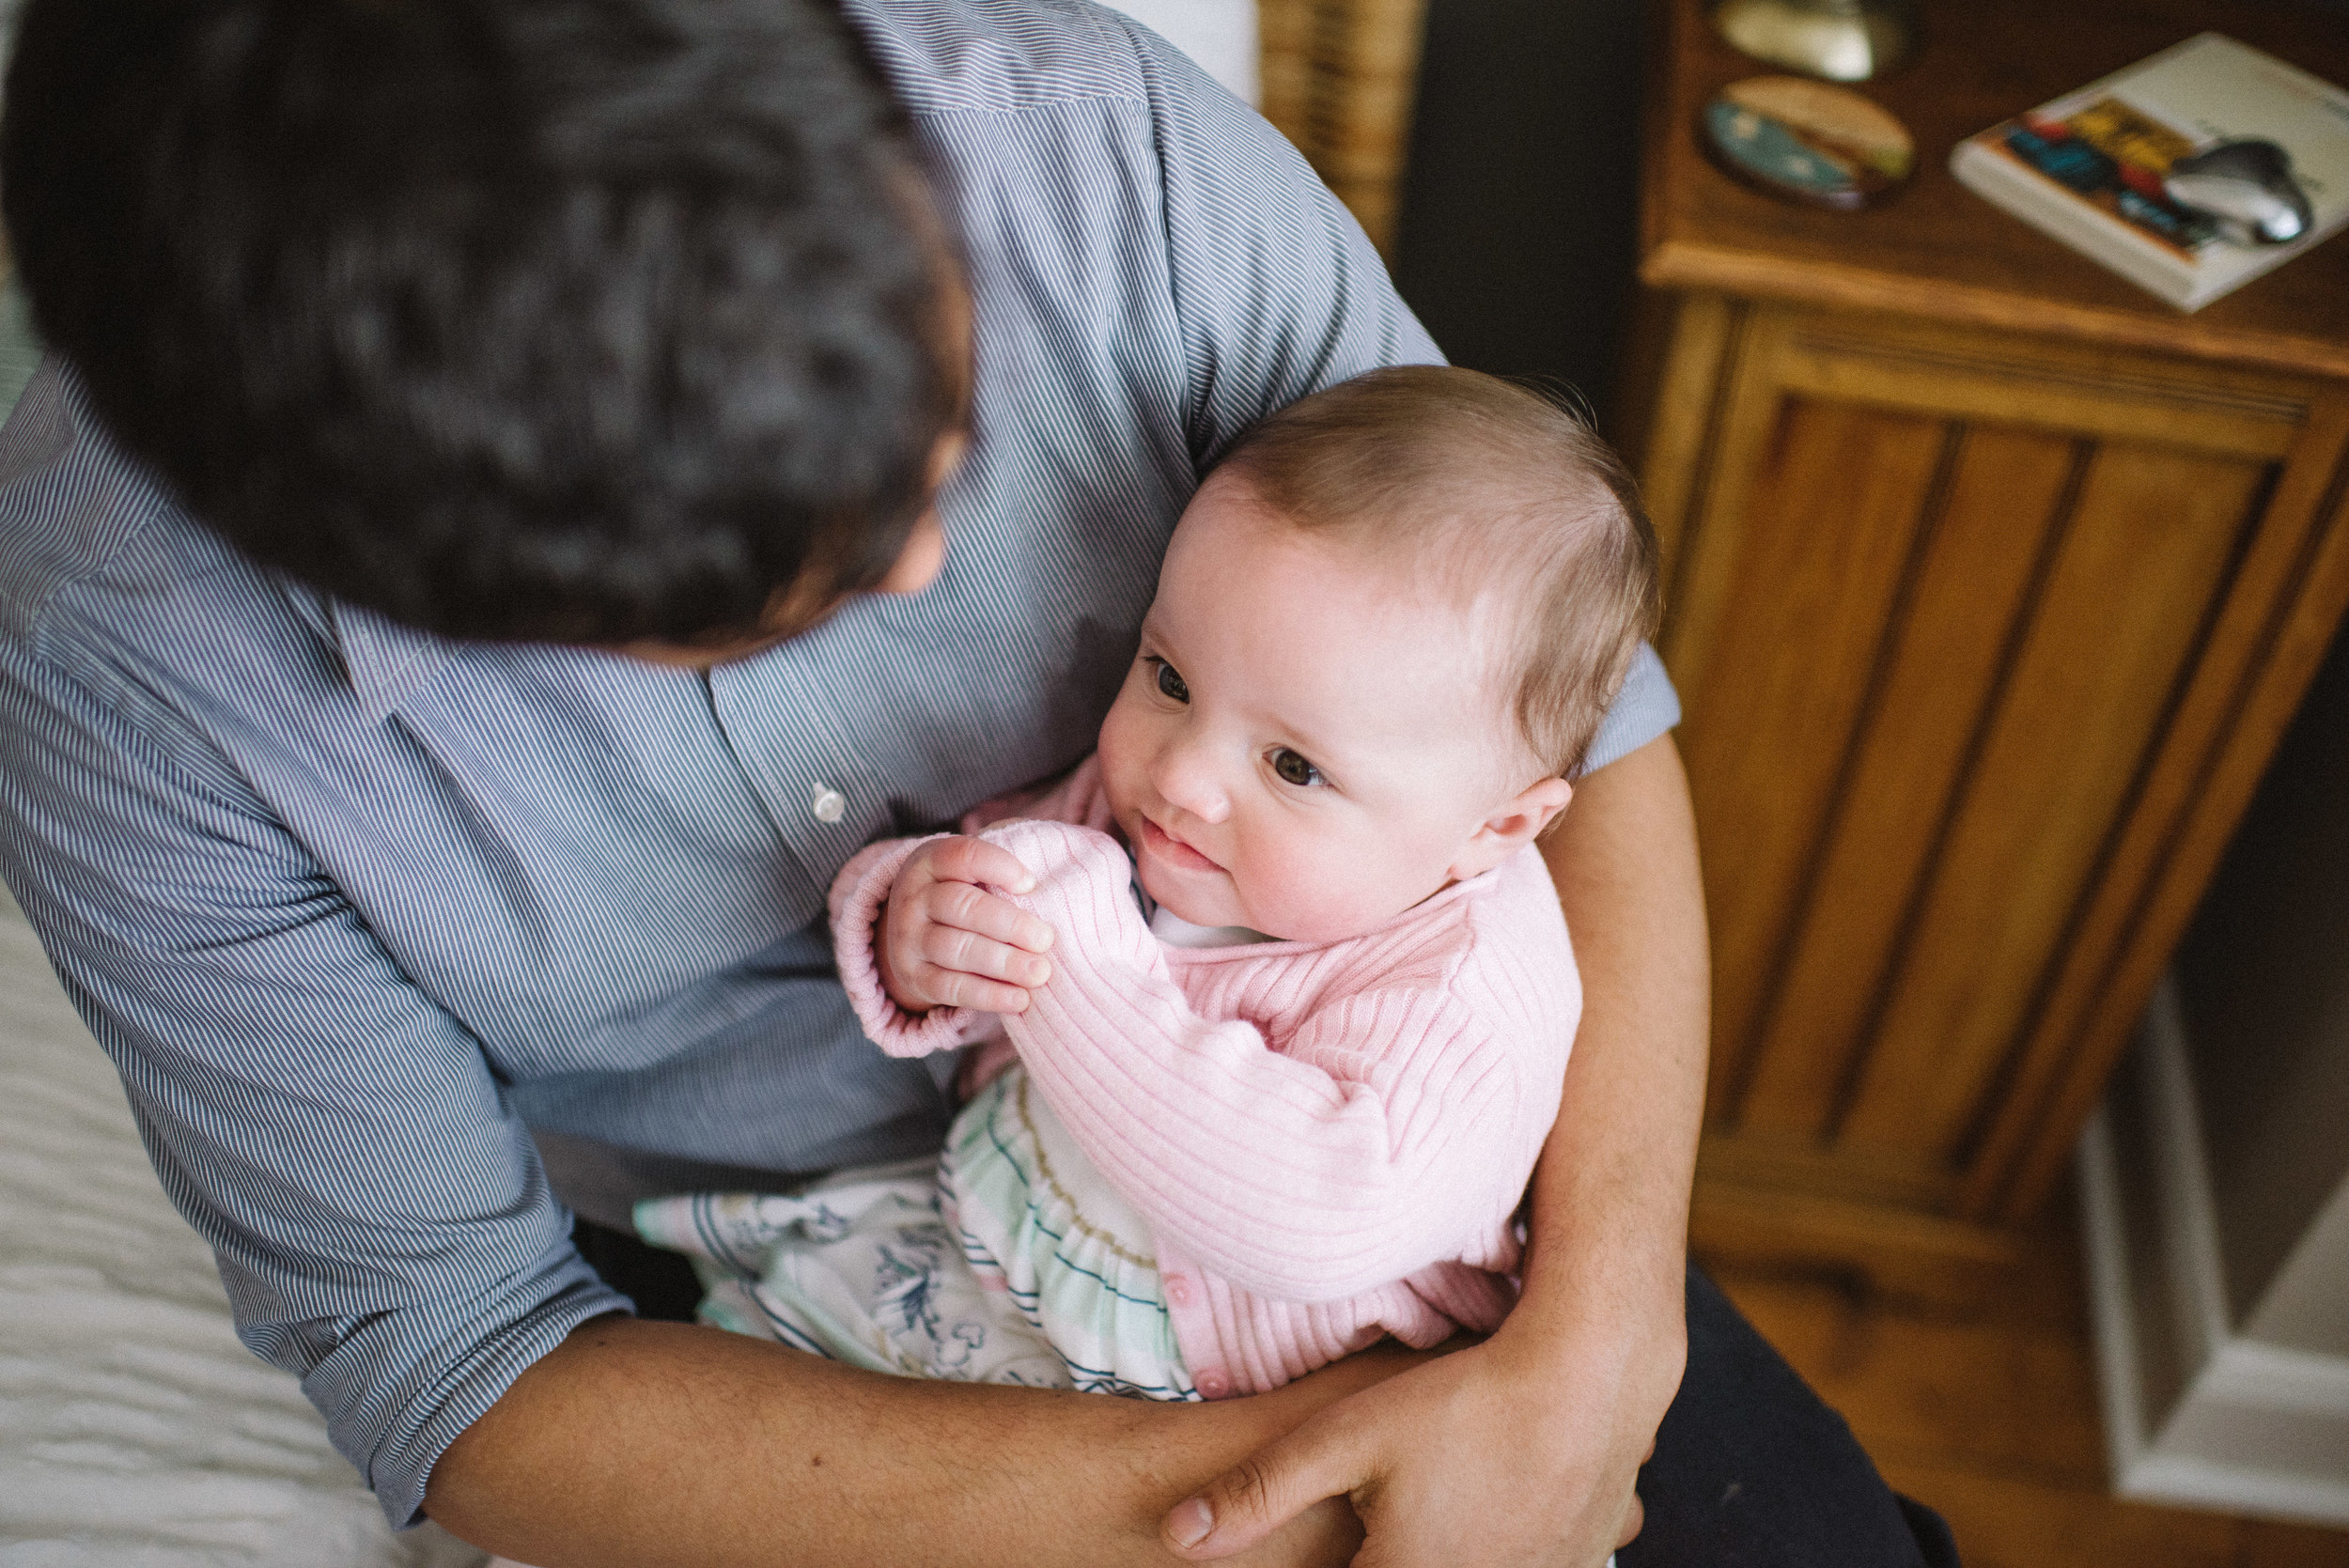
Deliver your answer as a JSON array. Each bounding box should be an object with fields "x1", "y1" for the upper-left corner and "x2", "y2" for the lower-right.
[{"x1": 876, "y1": 834, "x2": 1056, "y2": 1015}]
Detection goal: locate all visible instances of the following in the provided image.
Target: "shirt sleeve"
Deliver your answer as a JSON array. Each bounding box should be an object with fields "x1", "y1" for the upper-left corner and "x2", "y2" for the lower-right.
[
  {"x1": 1579, "y1": 642, "x2": 1682, "y2": 776},
  {"x1": 1124, "y1": 24, "x2": 1681, "y2": 769},
  {"x1": 0, "y1": 644, "x2": 628, "y2": 1530},
  {"x1": 975, "y1": 818, "x2": 1545, "y2": 1302},
  {"x1": 1118, "y1": 10, "x2": 1441, "y2": 468}
]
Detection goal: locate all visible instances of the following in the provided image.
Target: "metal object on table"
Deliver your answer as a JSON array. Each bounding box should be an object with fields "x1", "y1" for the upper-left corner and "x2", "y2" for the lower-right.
[
  {"x1": 2163, "y1": 138, "x2": 2316, "y2": 245},
  {"x1": 1710, "y1": 0, "x2": 1917, "y2": 82}
]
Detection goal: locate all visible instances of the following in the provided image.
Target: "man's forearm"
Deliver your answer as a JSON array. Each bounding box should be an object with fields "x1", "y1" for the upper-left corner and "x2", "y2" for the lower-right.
[
  {"x1": 1517, "y1": 732, "x2": 1709, "y2": 1396},
  {"x1": 424, "y1": 1314, "x2": 1407, "y2": 1568}
]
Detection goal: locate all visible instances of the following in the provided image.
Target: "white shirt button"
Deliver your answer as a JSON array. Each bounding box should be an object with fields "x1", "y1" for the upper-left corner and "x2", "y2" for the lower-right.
[{"x1": 811, "y1": 785, "x2": 848, "y2": 824}]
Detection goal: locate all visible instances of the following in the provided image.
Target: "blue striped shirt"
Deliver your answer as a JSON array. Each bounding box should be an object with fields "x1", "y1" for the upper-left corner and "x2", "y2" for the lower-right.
[{"x1": 0, "y1": 0, "x2": 1677, "y2": 1528}]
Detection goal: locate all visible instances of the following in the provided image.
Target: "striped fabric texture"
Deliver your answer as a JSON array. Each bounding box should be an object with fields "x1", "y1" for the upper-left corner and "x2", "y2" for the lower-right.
[{"x1": 0, "y1": 0, "x2": 1677, "y2": 1529}]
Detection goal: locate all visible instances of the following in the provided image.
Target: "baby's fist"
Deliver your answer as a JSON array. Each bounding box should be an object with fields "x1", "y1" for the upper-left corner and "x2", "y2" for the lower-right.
[{"x1": 877, "y1": 834, "x2": 1056, "y2": 1015}]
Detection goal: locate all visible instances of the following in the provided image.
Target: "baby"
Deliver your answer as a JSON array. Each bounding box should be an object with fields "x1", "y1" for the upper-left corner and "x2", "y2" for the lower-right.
[{"x1": 638, "y1": 364, "x2": 1659, "y2": 1403}]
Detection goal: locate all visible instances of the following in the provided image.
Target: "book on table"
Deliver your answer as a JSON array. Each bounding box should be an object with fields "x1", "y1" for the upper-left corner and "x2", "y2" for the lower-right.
[{"x1": 1949, "y1": 32, "x2": 2349, "y2": 311}]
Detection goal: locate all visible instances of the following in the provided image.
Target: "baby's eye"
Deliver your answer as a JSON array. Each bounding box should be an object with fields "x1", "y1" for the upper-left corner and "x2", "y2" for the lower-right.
[
  {"x1": 1268, "y1": 748, "x2": 1323, "y2": 787},
  {"x1": 1154, "y1": 660, "x2": 1190, "y2": 704}
]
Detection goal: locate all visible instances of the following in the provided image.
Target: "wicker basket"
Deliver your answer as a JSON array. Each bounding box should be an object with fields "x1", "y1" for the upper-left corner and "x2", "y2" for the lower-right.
[{"x1": 1257, "y1": 0, "x2": 1431, "y2": 255}]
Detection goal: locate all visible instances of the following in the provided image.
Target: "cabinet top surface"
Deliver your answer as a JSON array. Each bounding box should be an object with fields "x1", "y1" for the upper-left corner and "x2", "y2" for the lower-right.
[{"x1": 1642, "y1": 0, "x2": 2349, "y2": 378}]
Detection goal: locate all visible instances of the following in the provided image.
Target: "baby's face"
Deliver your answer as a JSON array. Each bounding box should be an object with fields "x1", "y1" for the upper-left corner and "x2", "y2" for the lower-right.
[{"x1": 1097, "y1": 474, "x2": 1566, "y2": 942}]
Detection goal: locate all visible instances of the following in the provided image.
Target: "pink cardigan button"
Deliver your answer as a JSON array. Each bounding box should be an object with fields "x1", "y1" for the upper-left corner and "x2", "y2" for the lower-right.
[
  {"x1": 1194, "y1": 1368, "x2": 1231, "y2": 1399},
  {"x1": 1164, "y1": 1273, "x2": 1193, "y2": 1307}
]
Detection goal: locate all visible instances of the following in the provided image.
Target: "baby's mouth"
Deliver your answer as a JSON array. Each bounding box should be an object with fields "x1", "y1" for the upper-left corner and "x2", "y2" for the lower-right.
[{"x1": 1137, "y1": 814, "x2": 1223, "y2": 875}]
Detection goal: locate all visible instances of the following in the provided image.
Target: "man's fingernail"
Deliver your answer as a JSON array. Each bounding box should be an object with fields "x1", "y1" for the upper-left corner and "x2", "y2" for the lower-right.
[
  {"x1": 1168, "y1": 1498, "x2": 1214, "y2": 1549},
  {"x1": 1027, "y1": 959, "x2": 1051, "y2": 985}
]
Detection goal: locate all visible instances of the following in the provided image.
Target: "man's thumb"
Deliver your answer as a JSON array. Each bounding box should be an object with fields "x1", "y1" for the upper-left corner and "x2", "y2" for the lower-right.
[{"x1": 1162, "y1": 1424, "x2": 1363, "y2": 1560}]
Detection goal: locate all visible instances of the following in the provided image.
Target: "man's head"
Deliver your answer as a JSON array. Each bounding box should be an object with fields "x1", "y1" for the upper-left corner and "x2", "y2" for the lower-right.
[
  {"x1": 1096, "y1": 365, "x2": 1660, "y2": 941},
  {"x1": 2, "y1": 0, "x2": 967, "y2": 646}
]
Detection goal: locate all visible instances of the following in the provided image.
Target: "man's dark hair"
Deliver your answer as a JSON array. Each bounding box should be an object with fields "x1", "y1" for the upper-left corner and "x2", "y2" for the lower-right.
[{"x1": 2, "y1": 0, "x2": 963, "y2": 643}]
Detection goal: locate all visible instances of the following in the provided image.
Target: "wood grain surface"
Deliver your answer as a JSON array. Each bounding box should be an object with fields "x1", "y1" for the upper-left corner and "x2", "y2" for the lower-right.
[
  {"x1": 1656, "y1": 295, "x2": 2349, "y2": 1241},
  {"x1": 1639, "y1": 0, "x2": 2349, "y2": 377},
  {"x1": 1708, "y1": 1199, "x2": 2349, "y2": 1568}
]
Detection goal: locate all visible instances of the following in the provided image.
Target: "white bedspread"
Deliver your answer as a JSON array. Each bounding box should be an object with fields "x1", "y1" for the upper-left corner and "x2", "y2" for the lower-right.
[{"x1": 0, "y1": 889, "x2": 483, "y2": 1566}]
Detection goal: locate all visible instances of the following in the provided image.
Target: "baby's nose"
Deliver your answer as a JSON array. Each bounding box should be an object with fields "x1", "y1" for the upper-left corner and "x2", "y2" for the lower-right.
[{"x1": 1154, "y1": 747, "x2": 1231, "y2": 824}]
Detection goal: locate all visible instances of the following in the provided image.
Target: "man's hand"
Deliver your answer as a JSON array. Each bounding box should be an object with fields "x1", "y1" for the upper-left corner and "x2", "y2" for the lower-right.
[
  {"x1": 875, "y1": 833, "x2": 1057, "y2": 1013},
  {"x1": 1159, "y1": 1319, "x2": 1674, "y2": 1567}
]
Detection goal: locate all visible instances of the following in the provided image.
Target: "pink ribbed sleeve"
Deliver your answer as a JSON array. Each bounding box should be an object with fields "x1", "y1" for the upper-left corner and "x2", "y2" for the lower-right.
[{"x1": 978, "y1": 818, "x2": 1541, "y2": 1304}]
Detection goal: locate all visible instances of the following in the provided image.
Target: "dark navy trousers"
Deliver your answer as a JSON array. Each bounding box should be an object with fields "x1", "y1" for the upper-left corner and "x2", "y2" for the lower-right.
[{"x1": 1622, "y1": 1265, "x2": 1961, "y2": 1567}]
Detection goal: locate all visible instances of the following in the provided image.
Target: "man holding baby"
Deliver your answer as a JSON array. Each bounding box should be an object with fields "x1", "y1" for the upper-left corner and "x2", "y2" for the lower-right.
[{"x1": 0, "y1": 0, "x2": 1950, "y2": 1562}]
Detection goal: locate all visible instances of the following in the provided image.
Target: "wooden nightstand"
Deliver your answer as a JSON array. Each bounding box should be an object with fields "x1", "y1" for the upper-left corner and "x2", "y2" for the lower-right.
[{"x1": 1623, "y1": 0, "x2": 2349, "y2": 1290}]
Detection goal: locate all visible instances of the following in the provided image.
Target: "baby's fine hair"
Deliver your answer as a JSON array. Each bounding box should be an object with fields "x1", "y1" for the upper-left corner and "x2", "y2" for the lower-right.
[{"x1": 1215, "y1": 365, "x2": 1662, "y2": 780}]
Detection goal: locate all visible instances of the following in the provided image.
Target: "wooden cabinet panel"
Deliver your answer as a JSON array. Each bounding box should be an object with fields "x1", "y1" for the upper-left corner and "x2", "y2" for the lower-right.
[
  {"x1": 1735, "y1": 427, "x2": 2081, "y2": 1143},
  {"x1": 1843, "y1": 443, "x2": 2269, "y2": 1160},
  {"x1": 1643, "y1": 294, "x2": 2349, "y2": 1275},
  {"x1": 1968, "y1": 397, "x2": 2349, "y2": 1220},
  {"x1": 1681, "y1": 398, "x2": 1950, "y2": 1121}
]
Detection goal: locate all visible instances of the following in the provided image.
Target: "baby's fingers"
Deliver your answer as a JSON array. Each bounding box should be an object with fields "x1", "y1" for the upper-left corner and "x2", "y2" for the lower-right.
[
  {"x1": 924, "y1": 835, "x2": 1039, "y2": 897},
  {"x1": 920, "y1": 921, "x2": 1053, "y2": 992},
  {"x1": 926, "y1": 880, "x2": 1056, "y2": 956},
  {"x1": 910, "y1": 967, "x2": 1036, "y2": 1016}
]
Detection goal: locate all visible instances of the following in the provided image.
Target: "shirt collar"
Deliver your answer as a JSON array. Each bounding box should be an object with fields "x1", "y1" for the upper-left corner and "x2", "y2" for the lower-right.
[{"x1": 327, "y1": 597, "x2": 452, "y2": 722}]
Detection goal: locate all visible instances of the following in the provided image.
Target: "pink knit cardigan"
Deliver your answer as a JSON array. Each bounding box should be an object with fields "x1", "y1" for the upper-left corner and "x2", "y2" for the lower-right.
[{"x1": 828, "y1": 763, "x2": 1580, "y2": 1398}]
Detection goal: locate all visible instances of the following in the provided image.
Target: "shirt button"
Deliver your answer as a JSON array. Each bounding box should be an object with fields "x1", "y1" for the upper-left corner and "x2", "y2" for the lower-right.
[
  {"x1": 1164, "y1": 1274, "x2": 1192, "y2": 1307},
  {"x1": 1194, "y1": 1368, "x2": 1230, "y2": 1399},
  {"x1": 811, "y1": 785, "x2": 847, "y2": 824}
]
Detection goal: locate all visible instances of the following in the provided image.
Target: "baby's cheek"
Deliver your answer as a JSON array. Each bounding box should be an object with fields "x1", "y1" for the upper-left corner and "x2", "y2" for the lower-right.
[
  {"x1": 1242, "y1": 834, "x2": 1392, "y2": 942},
  {"x1": 1096, "y1": 705, "x2": 1156, "y2": 824}
]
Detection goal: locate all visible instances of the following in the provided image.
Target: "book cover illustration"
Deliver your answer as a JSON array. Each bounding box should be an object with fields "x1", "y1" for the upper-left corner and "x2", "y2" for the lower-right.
[{"x1": 1994, "y1": 99, "x2": 2217, "y2": 259}]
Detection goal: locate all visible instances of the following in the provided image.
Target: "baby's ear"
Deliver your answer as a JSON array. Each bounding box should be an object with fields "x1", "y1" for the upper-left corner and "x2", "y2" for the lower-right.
[{"x1": 1449, "y1": 777, "x2": 1574, "y2": 882}]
